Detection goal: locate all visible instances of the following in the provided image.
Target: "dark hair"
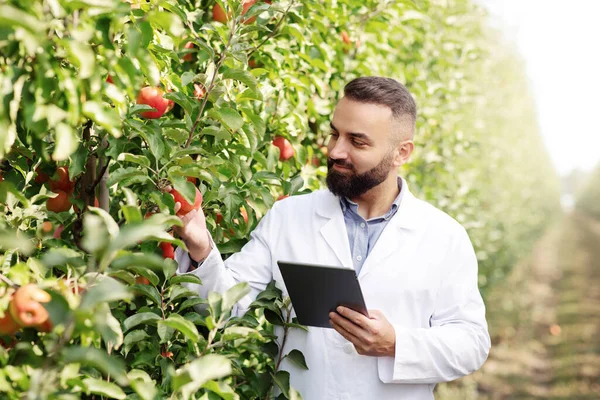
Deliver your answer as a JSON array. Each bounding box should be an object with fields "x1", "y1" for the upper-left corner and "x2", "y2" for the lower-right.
[{"x1": 343, "y1": 77, "x2": 417, "y2": 138}]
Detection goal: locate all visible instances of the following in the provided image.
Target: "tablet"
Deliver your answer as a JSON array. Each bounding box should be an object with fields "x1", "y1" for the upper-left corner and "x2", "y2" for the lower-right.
[{"x1": 277, "y1": 261, "x2": 369, "y2": 328}]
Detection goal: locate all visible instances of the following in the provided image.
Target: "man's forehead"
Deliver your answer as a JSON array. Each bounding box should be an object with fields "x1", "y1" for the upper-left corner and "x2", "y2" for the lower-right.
[{"x1": 332, "y1": 98, "x2": 394, "y2": 131}]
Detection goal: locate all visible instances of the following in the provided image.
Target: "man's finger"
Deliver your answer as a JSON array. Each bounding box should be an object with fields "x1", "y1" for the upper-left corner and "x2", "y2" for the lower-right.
[
  {"x1": 180, "y1": 209, "x2": 197, "y2": 224},
  {"x1": 329, "y1": 312, "x2": 367, "y2": 340},
  {"x1": 337, "y1": 306, "x2": 371, "y2": 329},
  {"x1": 174, "y1": 202, "x2": 181, "y2": 214}
]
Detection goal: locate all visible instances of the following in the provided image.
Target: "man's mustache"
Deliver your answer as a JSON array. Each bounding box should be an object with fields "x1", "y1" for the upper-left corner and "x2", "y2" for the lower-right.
[{"x1": 328, "y1": 158, "x2": 355, "y2": 171}]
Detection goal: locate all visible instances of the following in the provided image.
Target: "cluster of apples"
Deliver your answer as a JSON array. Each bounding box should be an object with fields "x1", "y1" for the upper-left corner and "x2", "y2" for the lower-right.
[
  {"x1": 0, "y1": 284, "x2": 52, "y2": 336},
  {"x1": 36, "y1": 166, "x2": 74, "y2": 213}
]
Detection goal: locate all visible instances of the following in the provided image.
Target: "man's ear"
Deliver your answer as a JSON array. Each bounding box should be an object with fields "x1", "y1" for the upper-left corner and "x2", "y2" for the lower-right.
[{"x1": 394, "y1": 140, "x2": 414, "y2": 167}]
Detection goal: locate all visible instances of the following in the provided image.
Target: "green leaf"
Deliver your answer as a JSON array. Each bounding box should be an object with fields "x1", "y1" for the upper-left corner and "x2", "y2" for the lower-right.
[
  {"x1": 82, "y1": 101, "x2": 121, "y2": 137},
  {"x1": 157, "y1": 322, "x2": 175, "y2": 343},
  {"x1": 164, "y1": 91, "x2": 194, "y2": 116},
  {"x1": 123, "y1": 312, "x2": 161, "y2": 332},
  {"x1": 83, "y1": 378, "x2": 126, "y2": 399},
  {"x1": 122, "y1": 205, "x2": 144, "y2": 224},
  {"x1": 218, "y1": 239, "x2": 246, "y2": 255},
  {"x1": 169, "y1": 285, "x2": 198, "y2": 304},
  {"x1": 96, "y1": 303, "x2": 124, "y2": 349},
  {"x1": 202, "y1": 380, "x2": 239, "y2": 400},
  {"x1": 200, "y1": 125, "x2": 231, "y2": 141},
  {"x1": 105, "y1": 214, "x2": 183, "y2": 259},
  {"x1": 52, "y1": 123, "x2": 79, "y2": 161},
  {"x1": 131, "y1": 379, "x2": 158, "y2": 400},
  {"x1": 111, "y1": 253, "x2": 165, "y2": 276},
  {"x1": 0, "y1": 227, "x2": 33, "y2": 255},
  {"x1": 125, "y1": 266, "x2": 160, "y2": 286},
  {"x1": 179, "y1": 297, "x2": 207, "y2": 311},
  {"x1": 124, "y1": 329, "x2": 150, "y2": 352},
  {"x1": 222, "y1": 68, "x2": 258, "y2": 90},
  {"x1": 284, "y1": 349, "x2": 308, "y2": 370},
  {"x1": 208, "y1": 107, "x2": 244, "y2": 131},
  {"x1": 221, "y1": 282, "x2": 250, "y2": 314},
  {"x1": 64, "y1": 40, "x2": 95, "y2": 79},
  {"x1": 159, "y1": 314, "x2": 200, "y2": 342},
  {"x1": 172, "y1": 354, "x2": 232, "y2": 397},
  {"x1": 63, "y1": 347, "x2": 128, "y2": 386},
  {"x1": 222, "y1": 326, "x2": 263, "y2": 341},
  {"x1": 107, "y1": 166, "x2": 149, "y2": 187},
  {"x1": 0, "y1": 5, "x2": 42, "y2": 34},
  {"x1": 170, "y1": 178, "x2": 196, "y2": 206},
  {"x1": 132, "y1": 284, "x2": 162, "y2": 305},
  {"x1": 0, "y1": 181, "x2": 29, "y2": 208},
  {"x1": 137, "y1": 128, "x2": 165, "y2": 162},
  {"x1": 117, "y1": 153, "x2": 151, "y2": 167},
  {"x1": 272, "y1": 371, "x2": 290, "y2": 399},
  {"x1": 169, "y1": 274, "x2": 203, "y2": 286},
  {"x1": 80, "y1": 277, "x2": 133, "y2": 310}
]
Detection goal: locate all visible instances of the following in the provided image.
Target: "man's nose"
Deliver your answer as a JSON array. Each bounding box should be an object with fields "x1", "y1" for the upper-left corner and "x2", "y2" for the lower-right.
[{"x1": 329, "y1": 139, "x2": 349, "y2": 160}]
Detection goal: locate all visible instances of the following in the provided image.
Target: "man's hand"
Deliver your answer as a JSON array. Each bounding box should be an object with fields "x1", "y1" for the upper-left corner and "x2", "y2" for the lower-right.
[
  {"x1": 329, "y1": 307, "x2": 396, "y2": 357},
  {"x1": 166, "y1": 186, "x2": 211, "y2": 262}
]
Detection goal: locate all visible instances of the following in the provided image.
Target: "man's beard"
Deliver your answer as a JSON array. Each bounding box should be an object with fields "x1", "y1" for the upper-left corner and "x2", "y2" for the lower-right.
[{"x1": 326, "y1": 151, "x2": 395, "y2": 199}]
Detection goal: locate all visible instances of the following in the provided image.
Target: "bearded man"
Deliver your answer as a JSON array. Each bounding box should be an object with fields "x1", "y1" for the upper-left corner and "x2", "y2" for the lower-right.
[{"x1": 173, "y1": 76, "x2": 491, "y2": 400}]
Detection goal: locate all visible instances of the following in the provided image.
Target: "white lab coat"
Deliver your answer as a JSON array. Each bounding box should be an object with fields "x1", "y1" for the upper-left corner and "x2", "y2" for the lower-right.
[{"x1": 175, "y1": 177, "x2": 491, "y2": 400}]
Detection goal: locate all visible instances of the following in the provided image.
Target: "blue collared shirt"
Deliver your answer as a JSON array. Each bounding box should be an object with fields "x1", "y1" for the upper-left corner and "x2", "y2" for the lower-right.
[{"x1": 340, "y1": 177, "x2": 404, "y2": 274}]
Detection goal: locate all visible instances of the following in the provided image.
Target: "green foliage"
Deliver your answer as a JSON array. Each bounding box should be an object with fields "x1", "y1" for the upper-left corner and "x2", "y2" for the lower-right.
[
  {"x1": 0, "y1": 0, "x2": 560, "y2": 398},
  {"x1": 575, "y1": 163, "x2": 600, "y2": 219}
]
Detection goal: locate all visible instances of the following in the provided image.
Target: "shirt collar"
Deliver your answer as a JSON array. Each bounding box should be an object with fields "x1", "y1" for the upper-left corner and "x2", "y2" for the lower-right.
[{"x1": 339, "y1": 177, "x2": 403, "y2": 221}]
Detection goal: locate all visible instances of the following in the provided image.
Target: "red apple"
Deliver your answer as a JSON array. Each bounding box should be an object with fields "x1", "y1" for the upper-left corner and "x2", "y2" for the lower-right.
[
  {"x1": 212, "y1": 3, "x2": 230, "y2": 23},
  {"x1": 0, "y1": 308, "x2": 20, "y2": 335},
  {"x1": 137, "y1": 87, "x2": 172, "y2": 119},
  {"x1": 341, "y1": 31, "x2": 351, "y2": 45},
  {"x1": 170, "y1": 187, "x2": 203, "y2": 216},
  {"x1": 36, "y1": 318, "x2": 53, "y2": 333},
  {"x1": 182, "y1": 41, "x2": 195, "y2": 62},
  {"x1": 135, "y1": 276, "x2": 150, "y2": 285},
  {"x1": 272, "y1": 137, "x2": 294, "y2": 161},
  {"x1": 34, "y1": 168, "x2": 49, "y2": 184},
  {"x1": 160, "y1": 242, "x2": 175, "y2": 259},
  {"x1": 242, "y1": 0, "x2": 258, "y2": 24},
  {"x1": 49, "y1": 167, "x2": 73, "y2": 192},
  {"x1": 47, "y1": 190, "x2": 72, "y2": 213},
  {"x1": 9, "y1": 284, "x2": 51, "y2": 328}
]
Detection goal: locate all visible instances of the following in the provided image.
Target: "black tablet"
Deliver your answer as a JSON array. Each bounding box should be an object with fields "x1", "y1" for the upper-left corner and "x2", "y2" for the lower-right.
[{"x1": 277, "y1": 261, "x2": 369, "y2": 328}]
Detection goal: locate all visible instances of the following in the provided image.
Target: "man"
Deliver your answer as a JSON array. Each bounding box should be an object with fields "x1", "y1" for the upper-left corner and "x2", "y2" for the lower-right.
[{"x1": 173, "y1": 77, "x2": 491, "y2": 399}]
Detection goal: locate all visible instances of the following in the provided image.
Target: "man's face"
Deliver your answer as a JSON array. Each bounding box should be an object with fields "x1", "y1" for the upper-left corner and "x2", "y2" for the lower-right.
[{"x1": 326, "y1": 97, "x2": 400, "y2": 198}]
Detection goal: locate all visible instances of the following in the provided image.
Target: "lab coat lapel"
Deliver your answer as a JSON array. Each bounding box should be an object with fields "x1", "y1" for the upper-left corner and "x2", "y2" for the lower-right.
[
  {"x1": 358, "y1": 179, "x2": 422, "y2": 279},
  {"x1": 317, "y1": 191, "x2": 354, "y2": 270}
]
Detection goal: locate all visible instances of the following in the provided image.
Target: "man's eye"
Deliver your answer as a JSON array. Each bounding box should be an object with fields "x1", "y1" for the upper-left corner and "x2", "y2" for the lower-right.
[
  {"x1": 353, "y1": 141, "x2": 366, "y2": 147},
  {"x1": 330, "y1": 132, "x2": 339, "y2": 138}
]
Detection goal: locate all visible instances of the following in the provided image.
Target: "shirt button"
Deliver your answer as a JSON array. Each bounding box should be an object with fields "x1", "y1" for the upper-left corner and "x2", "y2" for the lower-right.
[
  {"x1": 360, "y1": 222, "x2": 365, "y2": 228},
  {"x1": 356, "y1": 255, "x2": 362, "y2": 261}
]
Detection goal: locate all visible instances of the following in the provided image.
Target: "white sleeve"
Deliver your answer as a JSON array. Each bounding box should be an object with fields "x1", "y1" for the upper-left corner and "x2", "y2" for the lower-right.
[
  {"x1": 378, "y1": 227, "x2": 491, "y2": 384},
  {"x1": 174, "y1": 205, "x2": 280, "y2": 316}
]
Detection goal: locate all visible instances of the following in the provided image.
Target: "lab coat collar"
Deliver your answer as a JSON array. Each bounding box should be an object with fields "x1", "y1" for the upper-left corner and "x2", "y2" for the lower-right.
[
  {"x1": 317, "y1": 177, "x2": 423, "y2": 271},
  {"x1": 316, "y1": 176, "x2": 422, "y2": 231}
]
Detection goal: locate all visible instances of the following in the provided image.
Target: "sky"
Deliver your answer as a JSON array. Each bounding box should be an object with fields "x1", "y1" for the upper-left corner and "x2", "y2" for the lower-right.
[{"x1": 478, "y1": 0, "x2": 600, "y2": 176}]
